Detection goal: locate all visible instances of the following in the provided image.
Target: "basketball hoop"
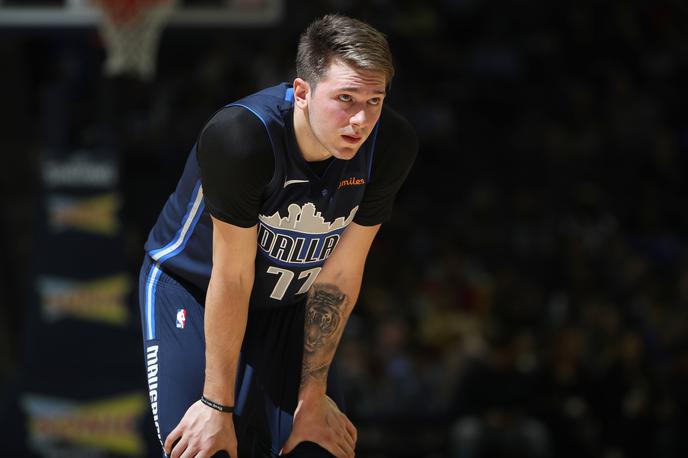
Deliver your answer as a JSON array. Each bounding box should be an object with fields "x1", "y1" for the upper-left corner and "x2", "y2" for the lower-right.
[{"x1": 92, "y1": 0, "x2": 177, "y2": 80}]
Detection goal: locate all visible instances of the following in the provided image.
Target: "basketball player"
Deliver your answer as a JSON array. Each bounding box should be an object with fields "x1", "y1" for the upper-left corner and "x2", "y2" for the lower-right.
[{"x1": 139, "y1": 14, "x2": 417, "y2": 458}]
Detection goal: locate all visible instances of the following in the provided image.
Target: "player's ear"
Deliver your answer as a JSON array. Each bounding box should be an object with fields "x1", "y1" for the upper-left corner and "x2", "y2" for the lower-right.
[{"x1": 292, "y1": 78, "x2": 310, "y2": 109}]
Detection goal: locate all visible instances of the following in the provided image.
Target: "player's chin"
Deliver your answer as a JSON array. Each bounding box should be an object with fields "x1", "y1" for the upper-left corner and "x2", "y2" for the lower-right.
[{"x1": 333, "y1": 144, "x2": 361, "y2": 160}]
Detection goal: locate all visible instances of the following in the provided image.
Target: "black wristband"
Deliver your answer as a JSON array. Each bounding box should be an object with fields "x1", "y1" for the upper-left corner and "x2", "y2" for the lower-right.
[{"x1": 200, "y1": 395, "x2": 234, "y2": 413}]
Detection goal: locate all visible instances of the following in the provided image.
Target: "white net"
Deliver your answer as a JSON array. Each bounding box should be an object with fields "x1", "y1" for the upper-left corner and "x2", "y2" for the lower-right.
[{"x1": 94, "y1": 0, "x2": 178, "y2": 81}]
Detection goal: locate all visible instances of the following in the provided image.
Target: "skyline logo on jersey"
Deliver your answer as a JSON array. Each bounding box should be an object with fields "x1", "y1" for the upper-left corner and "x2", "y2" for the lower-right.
[
  {"x1": 21, "y1": 392, "x2": 147, "y2": 456},
  {"x1": 176, "y1": 308, "x2": 187, "y2": 329},
  {"x1": 258, "y1": 203, "x2": 358, "y2": 267},
  {"x1": 37, "y1": 274, "x2": 132, "y2": 325},
  {"x1": 48, "y1": 192, "x2": 121, "y2": 236}
]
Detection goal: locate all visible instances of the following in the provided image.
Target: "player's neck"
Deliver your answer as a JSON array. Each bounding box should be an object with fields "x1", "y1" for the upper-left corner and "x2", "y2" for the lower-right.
[{"x1": 293, "y1": 106, "x2": 332, "y2": 163}]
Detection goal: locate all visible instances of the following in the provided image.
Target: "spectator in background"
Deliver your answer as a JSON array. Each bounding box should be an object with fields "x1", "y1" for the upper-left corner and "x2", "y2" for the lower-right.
[
  {"x1": 449, "y1": 323, "x2": 549, "y2": 458},
  {"x1": 535, "y1": 326, "x2": 598, "y2": 458},
  {"x1": 594, "y1": 330, "x2": 658, "y2": 458}
]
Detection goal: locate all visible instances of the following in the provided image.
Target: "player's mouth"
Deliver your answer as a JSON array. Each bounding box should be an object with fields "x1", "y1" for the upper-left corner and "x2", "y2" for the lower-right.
[{"x1": 341, "y1": 134, "x2": 362, "y2": 144}]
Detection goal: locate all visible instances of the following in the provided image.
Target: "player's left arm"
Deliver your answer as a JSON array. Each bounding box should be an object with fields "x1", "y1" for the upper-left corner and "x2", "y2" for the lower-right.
[
  {"x1": 283, "y1": 105, "x2": 418, "y2": 457},
  {"x1": 282, "y1": 222, "x2": 379, "y2": 457},
  {"x1": 300, "y1": 222, "x2": 379, "y2": 390}
]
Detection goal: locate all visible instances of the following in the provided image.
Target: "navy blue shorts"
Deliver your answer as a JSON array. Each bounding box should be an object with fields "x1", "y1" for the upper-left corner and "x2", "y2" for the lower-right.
[{"x1": 138, "y1": 255, "x2": 341, "y2": 457}]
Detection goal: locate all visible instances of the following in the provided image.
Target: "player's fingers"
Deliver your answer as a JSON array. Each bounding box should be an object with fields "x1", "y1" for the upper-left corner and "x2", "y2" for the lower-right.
[
  {"x1": 194, "y1": 444, "x2": 226, "y2": 458},
  {"x1": 325, "y1": 397, "x2": 352, "y2": 442},
  {"x1": 332, "y1": 418, "x2": 356, "y2": 456},
  {"x1": 318, "y1": 429, "x2": 351, "y2": 458},
  {"x1": 169, "y1": 437, "x2": 188, "y2": 458},
  {"x1": 344, "y1": 417, "x2": 357, "y2": 444},
  {"x1": 178, "y1": 443, "x2": 199, "y2": 458},
  {"x1": 329, "y1": 410, "x2": 354, "y2": 450},
  {"x1": 164, "y1": 429, "x2": 183, "y2": 456},
  {"x1": 337, "y1": 420, "x2": 355, "y2": 453},
  {"x1": 333, "y1": 439, "x2": 352, "y2": 458},
  {"x1": 280, "y1": 435, "x2": 302, "y2": 455},
  {"x1": 338, "y1": 435, "x2": 355, "y2": 458}
]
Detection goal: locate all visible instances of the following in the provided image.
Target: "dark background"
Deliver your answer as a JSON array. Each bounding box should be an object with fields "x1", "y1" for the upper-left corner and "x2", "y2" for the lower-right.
[{"x1": 1, "y1": 0, "x2": 688, "y2": 457}]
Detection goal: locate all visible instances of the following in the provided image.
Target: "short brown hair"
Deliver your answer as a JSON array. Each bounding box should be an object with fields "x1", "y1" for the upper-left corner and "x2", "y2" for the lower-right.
[{"x1": 296, "y1": 14, "x2": 394, "y2": 88}]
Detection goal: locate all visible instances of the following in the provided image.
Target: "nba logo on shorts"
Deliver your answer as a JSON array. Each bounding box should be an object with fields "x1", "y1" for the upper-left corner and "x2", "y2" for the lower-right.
[{"x1": 176, "y1": 308, "x2": 186, "y2": 329}]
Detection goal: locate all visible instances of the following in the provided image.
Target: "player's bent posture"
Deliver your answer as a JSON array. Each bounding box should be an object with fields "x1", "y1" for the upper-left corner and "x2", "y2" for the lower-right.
[{"x1": 139, "y1": 14, "x2": 417, "y2": 458}]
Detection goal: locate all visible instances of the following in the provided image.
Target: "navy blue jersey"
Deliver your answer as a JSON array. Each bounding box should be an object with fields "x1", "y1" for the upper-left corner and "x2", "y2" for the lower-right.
[{"x1": 144, "y1": 83, "x2": 416, "y2": 308}]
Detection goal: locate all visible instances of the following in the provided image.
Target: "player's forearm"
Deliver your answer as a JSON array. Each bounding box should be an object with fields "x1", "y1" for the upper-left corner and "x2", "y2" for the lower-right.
[
  {"x1": 203, "y1": 271, "x2": 253, "y2": 406},
  {"x1": 298, "y1": 270, "x2": 362, "y2": 400}
]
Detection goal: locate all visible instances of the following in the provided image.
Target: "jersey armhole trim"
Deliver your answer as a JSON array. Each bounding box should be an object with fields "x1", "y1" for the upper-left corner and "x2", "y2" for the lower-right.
[
  {"x1": 144, "y1": 261, "x2": 162, "y2": 340},
  {"x1": 149, "y1": 179, "x2": 206, "y2": 264}
]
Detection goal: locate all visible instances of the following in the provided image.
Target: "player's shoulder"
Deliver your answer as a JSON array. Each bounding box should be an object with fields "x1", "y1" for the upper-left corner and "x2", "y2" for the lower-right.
[
  {"x1": 199, "y1": 105, "x2": 271, "y2": 159},
  {"x1": 203, "y1": 105, "x2": 266, "y2": 138}
]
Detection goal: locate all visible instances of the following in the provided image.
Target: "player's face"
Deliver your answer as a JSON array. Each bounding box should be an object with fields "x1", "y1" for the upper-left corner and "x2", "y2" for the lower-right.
[{"x1": 302, "y1": 60, "x2": 387, "y2": 160}]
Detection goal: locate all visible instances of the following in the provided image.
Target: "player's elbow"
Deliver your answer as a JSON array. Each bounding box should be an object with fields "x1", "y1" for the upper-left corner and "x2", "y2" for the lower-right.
[{"x1": 210, "y1": 264, "x2": 255, "y2": 294}]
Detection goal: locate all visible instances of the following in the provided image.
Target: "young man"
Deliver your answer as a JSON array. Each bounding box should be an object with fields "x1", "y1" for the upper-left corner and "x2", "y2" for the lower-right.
[{"x1": 139, "y1": 14, "x2": 417, "y2": 458}]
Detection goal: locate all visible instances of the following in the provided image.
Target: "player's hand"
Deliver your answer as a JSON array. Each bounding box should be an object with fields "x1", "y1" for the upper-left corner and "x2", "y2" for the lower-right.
[
  {"x1": 164, "y1": 399, "x2": 237, "y2": 458},
  {"x1": 281, "y1": 395, "x2": 356, "y2": 457}
]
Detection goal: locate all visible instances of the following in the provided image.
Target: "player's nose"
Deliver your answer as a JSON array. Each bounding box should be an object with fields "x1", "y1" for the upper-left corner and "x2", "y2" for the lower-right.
[{"x1": 350, "y1": 109, "x2": 368, "y2": 128}]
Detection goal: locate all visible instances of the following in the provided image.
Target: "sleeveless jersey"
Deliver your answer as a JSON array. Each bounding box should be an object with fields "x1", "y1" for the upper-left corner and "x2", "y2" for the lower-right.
[{"x1": 144, "y1": 83, "x2": 379, "y2": 308}]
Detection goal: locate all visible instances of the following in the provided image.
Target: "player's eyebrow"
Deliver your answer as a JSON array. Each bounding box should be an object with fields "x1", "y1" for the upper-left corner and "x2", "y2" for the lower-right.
[{"x1": 337, "y1": 86, "x2": 387, "y2": 95}]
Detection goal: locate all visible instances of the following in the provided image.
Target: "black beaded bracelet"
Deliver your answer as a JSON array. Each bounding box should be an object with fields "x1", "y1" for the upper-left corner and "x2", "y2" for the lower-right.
[{"x1": 200, "y1": 395, "x2": 234, "y2": 413}]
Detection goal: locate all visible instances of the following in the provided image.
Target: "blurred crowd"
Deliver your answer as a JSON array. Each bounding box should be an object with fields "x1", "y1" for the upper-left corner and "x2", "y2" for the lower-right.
[
  {"x1": 2, "y1": 0, "x2": 688, "y2": 457},
  {"x1": 338, "y1": 1, "x2": 688, "y2": 457}
]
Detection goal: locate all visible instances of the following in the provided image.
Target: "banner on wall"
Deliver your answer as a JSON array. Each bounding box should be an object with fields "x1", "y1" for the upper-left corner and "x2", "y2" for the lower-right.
[
  {"x1": 21, "y1": 392, "x2": 148, "y2": 457},
  {"x1": 42, "y1": 152, "x2": 118, "y2": 189},
  {"x1": 36, "y1": 274, "x2": 132, "y2": 326},
  {"x1": 47, "y1": 192, "x2": 122, "y2": 236}
]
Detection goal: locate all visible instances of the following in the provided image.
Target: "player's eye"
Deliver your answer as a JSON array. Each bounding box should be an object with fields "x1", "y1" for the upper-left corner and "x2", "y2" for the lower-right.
[
  {"x1": 338, "y1": 94, "x2": 353, "y2": 102},
  {"x1": 368, "y1": 97, "x2": 382, "y2": 106}
]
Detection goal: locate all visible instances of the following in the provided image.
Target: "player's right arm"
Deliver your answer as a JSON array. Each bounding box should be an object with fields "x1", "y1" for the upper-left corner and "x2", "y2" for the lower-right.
[
  {"x1": 164, "y1": 106, "x2": 274, "y2": 458},
  {"x1": 164, "y1": 218, "x2": 257, "y2": 458},
  {"x1": 203, "y1": 217, "x2": 256, "y2": 411}
]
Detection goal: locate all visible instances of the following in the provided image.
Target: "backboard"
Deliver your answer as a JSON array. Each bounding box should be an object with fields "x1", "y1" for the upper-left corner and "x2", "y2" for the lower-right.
[{"x1": 0, "y1": 0, "x2": 283, "y2": 27}]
